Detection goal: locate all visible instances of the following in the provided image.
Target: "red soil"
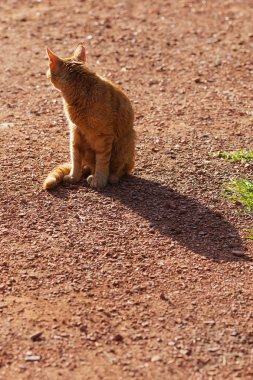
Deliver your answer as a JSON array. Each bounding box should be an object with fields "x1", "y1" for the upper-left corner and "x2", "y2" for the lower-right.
[{"x1": 0, "y1": 1, "x2": 252, "y2": 379}]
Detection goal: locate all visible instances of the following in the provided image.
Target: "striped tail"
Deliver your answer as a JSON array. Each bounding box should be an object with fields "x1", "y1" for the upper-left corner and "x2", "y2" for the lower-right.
[{"x1": 43, "y1": 163, "x2": 71, "y2": 190}]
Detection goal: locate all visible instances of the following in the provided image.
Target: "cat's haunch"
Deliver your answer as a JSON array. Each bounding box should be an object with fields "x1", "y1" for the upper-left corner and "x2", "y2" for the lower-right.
[{"x1": 43, "y1": 44, "x2": 135, "y2": 190}]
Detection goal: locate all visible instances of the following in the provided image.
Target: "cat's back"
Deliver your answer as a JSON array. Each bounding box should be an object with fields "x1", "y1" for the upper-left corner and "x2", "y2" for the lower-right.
[
  {"x1": 64, "y1": 65, "x2": 134, "y2": 133},
  {"x1": 96, "y1": 75, "x2": 134, "y2": 124}
]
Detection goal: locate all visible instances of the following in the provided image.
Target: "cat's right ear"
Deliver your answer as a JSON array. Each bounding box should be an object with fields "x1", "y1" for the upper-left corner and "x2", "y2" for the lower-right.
[
  {"x1": 73, "y1": 44, "x2": 86, "y2": 63},
  {"x1": 46, "y1": 48, "x2": 62, "y2": 70}
]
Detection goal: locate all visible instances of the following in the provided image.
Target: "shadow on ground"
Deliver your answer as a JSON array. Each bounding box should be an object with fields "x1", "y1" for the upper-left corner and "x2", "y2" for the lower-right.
[{"x1": 51, "y1": 175, "x2": 250, "y2": 262}]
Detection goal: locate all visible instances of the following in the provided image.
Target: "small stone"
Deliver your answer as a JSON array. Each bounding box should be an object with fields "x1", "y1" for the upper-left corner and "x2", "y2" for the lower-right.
[
  {"x1": 160, "y1": 292, "x2": 168, "y2": 301},
  {"x1": 231, "y1": 250, "x2": 245, "y2": 257},
  {"x1": 208, "y1": 347, "x2": 219, "y2": 352},
  {"x1": 79, "y1": 325, "x2": 88, "y2": 333},
  {"x1": 59, "y1": 333, "x2": 69, "y2": 338},
  {"x1": 0, "y1": 123, "x2": 14, "y2": 129},
  {"x1": 204, "y1": 320, "x2": 215, "y2": 325},
  {"x1": 113, "y1": 334, "x2": 124, "y2": 342},
  {"x1": 151, "y1": 355, "x2": 162, "y2": 362},
  {"x1": 53, "y1": 335, "x2": 62, "y2": 340},
  {"x1": 194, "y1": 77, "x2": 202, "y2": 83},
  {"x1": 149, "y1": 79, "x2": 159, "y2": 86},
  {"x1": 31, "y1": 331, "x2": 43, "y2": 342},
  {"x1": 25, "y1": 355, "x2": 41, "y2": 362},
  {"x1": 181, "y1": 348, "x2": 192, "y2": 356}
]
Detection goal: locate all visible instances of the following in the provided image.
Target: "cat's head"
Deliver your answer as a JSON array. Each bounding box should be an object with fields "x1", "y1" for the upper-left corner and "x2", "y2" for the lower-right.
[{"x1": 46, "y1": 44, "x2": 86, "y2": 90}]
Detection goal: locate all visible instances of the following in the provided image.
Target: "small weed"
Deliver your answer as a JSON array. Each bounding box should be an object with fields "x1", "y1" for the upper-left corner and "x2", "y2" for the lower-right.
[
  {"x1": 215, "y1": 150, "x2": 253, "y2": 162},
  {"x1": 245, "y1": 229, "x2": 253, "y2": 240},
  {"x1": 224, "y1": 178, "x2": 253, "y2": 211},
  {"x1": 214, "y1": 150, "x2": 253, "y2": 238}
]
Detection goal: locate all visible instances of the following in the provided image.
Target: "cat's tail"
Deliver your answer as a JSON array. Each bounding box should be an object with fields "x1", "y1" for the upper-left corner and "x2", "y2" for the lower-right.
[{"x1": 43, "y1": 163, "x2": 71, "y2": 190}]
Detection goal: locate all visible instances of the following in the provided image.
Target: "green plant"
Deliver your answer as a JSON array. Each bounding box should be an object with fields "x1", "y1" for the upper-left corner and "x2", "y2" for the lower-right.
[
  {"x1": 216, "y1": 150, "x2": 253, "y2": 239},
  {"x1": 245, "y1": 228, "x2": 253, "y2": 240},
  {"x1": 215, "y1": 150, "x2": 253, "y2": 162},
  {"x1": 224, "y1": 178, "x2": 253, "y2": 211}
]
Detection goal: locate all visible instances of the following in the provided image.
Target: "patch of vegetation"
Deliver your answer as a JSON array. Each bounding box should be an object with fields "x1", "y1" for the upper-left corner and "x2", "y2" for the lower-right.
[
  {"x1": 215, "y1": 150, "x2": 253, "y2": 162},
  {"x1": 224, "y1": 179, "x2": 253, "y2": 211},
  {"x1": 245, "y1": 229, "x2": 253, "y2": 240},
  {"x1": 215, "y1": 150, "x2": 253, "y2": 238}
]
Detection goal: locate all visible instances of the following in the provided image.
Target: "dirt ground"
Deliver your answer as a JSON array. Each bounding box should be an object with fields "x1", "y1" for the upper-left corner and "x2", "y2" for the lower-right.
[{"x1": 0, "y1": 0, "x2": 253, "y2": 379}]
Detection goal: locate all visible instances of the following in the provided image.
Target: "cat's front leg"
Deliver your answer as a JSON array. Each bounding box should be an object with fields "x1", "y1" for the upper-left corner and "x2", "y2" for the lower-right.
[
  {"x1": 63, "y1": 126, "x2": 83, "y2": 184},
  {"x1": 87, "y1": 138, "x2": 113, "y2": 189}
]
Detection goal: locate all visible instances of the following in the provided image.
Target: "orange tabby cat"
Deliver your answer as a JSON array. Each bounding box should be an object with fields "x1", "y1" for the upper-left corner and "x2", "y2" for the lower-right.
[{"x1": 43, "y1": 44, "x2": 135, "y2": 190}]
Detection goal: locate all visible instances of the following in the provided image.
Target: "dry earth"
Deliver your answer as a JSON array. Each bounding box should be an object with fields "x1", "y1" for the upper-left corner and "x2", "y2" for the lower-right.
[{"x1": 0, "y1": 0, "x2": 253, "y2": 379}]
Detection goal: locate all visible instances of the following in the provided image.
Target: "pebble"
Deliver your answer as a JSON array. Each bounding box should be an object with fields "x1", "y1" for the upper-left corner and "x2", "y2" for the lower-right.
[
  {"x1": 204, "y1": 320, "x2": 215, "y2": 325},
  {"x1": 53, "y1": 335, "x2": 62, "y2": 340},
  {"x1": 25, "y1": 355, "x2": 41, "y2": 362},
  {"x1": 149, "y1": 79, "x2": 159, "y2": 86},
  {"x1": 31, "y1": 331, "x2": 43, "y2": 342},
  {"x1": 160, "y1": 292, "x2": 168, "y2": 301},
  {"x1": 208, "y1": 347, "x2": 219, "y2": 352},
  {"x1": 0, "y1": 122, "x2": 15, "y2": 129},
  {"x1": 151, "y1": 355, "x2": 162, "y2": 362},
  {"x1": 114, "y1": 334, "x2": 124, "y2": 342},
  {"x1": 231, "y1": 250, "x2": 245, "y2": 257}
]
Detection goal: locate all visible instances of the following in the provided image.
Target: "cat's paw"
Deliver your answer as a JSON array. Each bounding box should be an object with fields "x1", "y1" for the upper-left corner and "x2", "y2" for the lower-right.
[
  {"x1": 63, "y1": 174, "x2": 80, "y2": 184},
  {"x1": 87, "y1": 174, "x2": 108, "y2": 189},
  {"x1": 109, "y1": 174, "x2": 120, "y2": 185}
]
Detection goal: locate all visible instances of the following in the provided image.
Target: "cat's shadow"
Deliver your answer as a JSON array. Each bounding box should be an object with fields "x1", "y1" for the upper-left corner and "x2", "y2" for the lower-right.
[{"x1": 52, "y1": 175, "x2": 250, "y2": 262}]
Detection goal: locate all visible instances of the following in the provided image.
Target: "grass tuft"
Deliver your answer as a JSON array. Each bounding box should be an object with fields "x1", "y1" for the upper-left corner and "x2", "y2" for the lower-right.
[
  {"x1": 224, "y1": 178, "x2": 253, "y2": 211},
  {"x1": 245, "y1": 229, "x2": 253, "y2": 240},
  {"x1": 215, "y1": 150, "x2": 253, "y2": 162},
  {"x1": 217, "y1": 151, "x2": 253, "y2": 238}
]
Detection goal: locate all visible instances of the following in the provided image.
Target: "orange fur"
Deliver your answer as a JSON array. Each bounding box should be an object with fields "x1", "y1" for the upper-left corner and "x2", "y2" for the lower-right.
[{"x1": 43, "y1": 44, "x2": 135, "y2": 190}]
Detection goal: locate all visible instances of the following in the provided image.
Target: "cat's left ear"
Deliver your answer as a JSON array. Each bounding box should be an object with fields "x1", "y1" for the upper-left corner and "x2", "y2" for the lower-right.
[
  {"x1": 73, "y1": 44, "x2": 86, "y2": 63},
  {"x1": 46, "y1": 48, "x2": 62, "y2": 70}
]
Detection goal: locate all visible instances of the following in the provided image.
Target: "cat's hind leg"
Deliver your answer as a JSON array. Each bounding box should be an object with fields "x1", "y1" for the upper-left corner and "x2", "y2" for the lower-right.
[
  {"x1": 109, "y1": 131, "x2": 135, "y2": 185},
  {"x1": 108, "y1": 164, "x2": 129, "y2": 185}
]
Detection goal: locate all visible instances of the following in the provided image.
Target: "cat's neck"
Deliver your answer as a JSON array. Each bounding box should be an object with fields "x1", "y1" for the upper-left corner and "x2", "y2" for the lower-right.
[
  {"x1": 60, "y1": 67, "x2": 96, "y2": 107},
  {"x1": 61, "y1": 86, "x2": 87, "y2": 107}
]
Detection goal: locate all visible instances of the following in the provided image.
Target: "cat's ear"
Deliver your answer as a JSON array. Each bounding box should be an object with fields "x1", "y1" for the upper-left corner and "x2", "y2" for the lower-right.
[
  {"x1": 46, "y1": 48, "x2": 62, "y2": 70},
  {"x1": 73, "y1": 44, "x2": 86, "y2": 63}
]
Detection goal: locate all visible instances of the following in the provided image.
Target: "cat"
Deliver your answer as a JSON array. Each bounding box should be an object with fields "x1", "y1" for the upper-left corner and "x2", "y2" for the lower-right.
[{"x1": 43, "y1": 44, "x2": 135, "y2": 190}]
